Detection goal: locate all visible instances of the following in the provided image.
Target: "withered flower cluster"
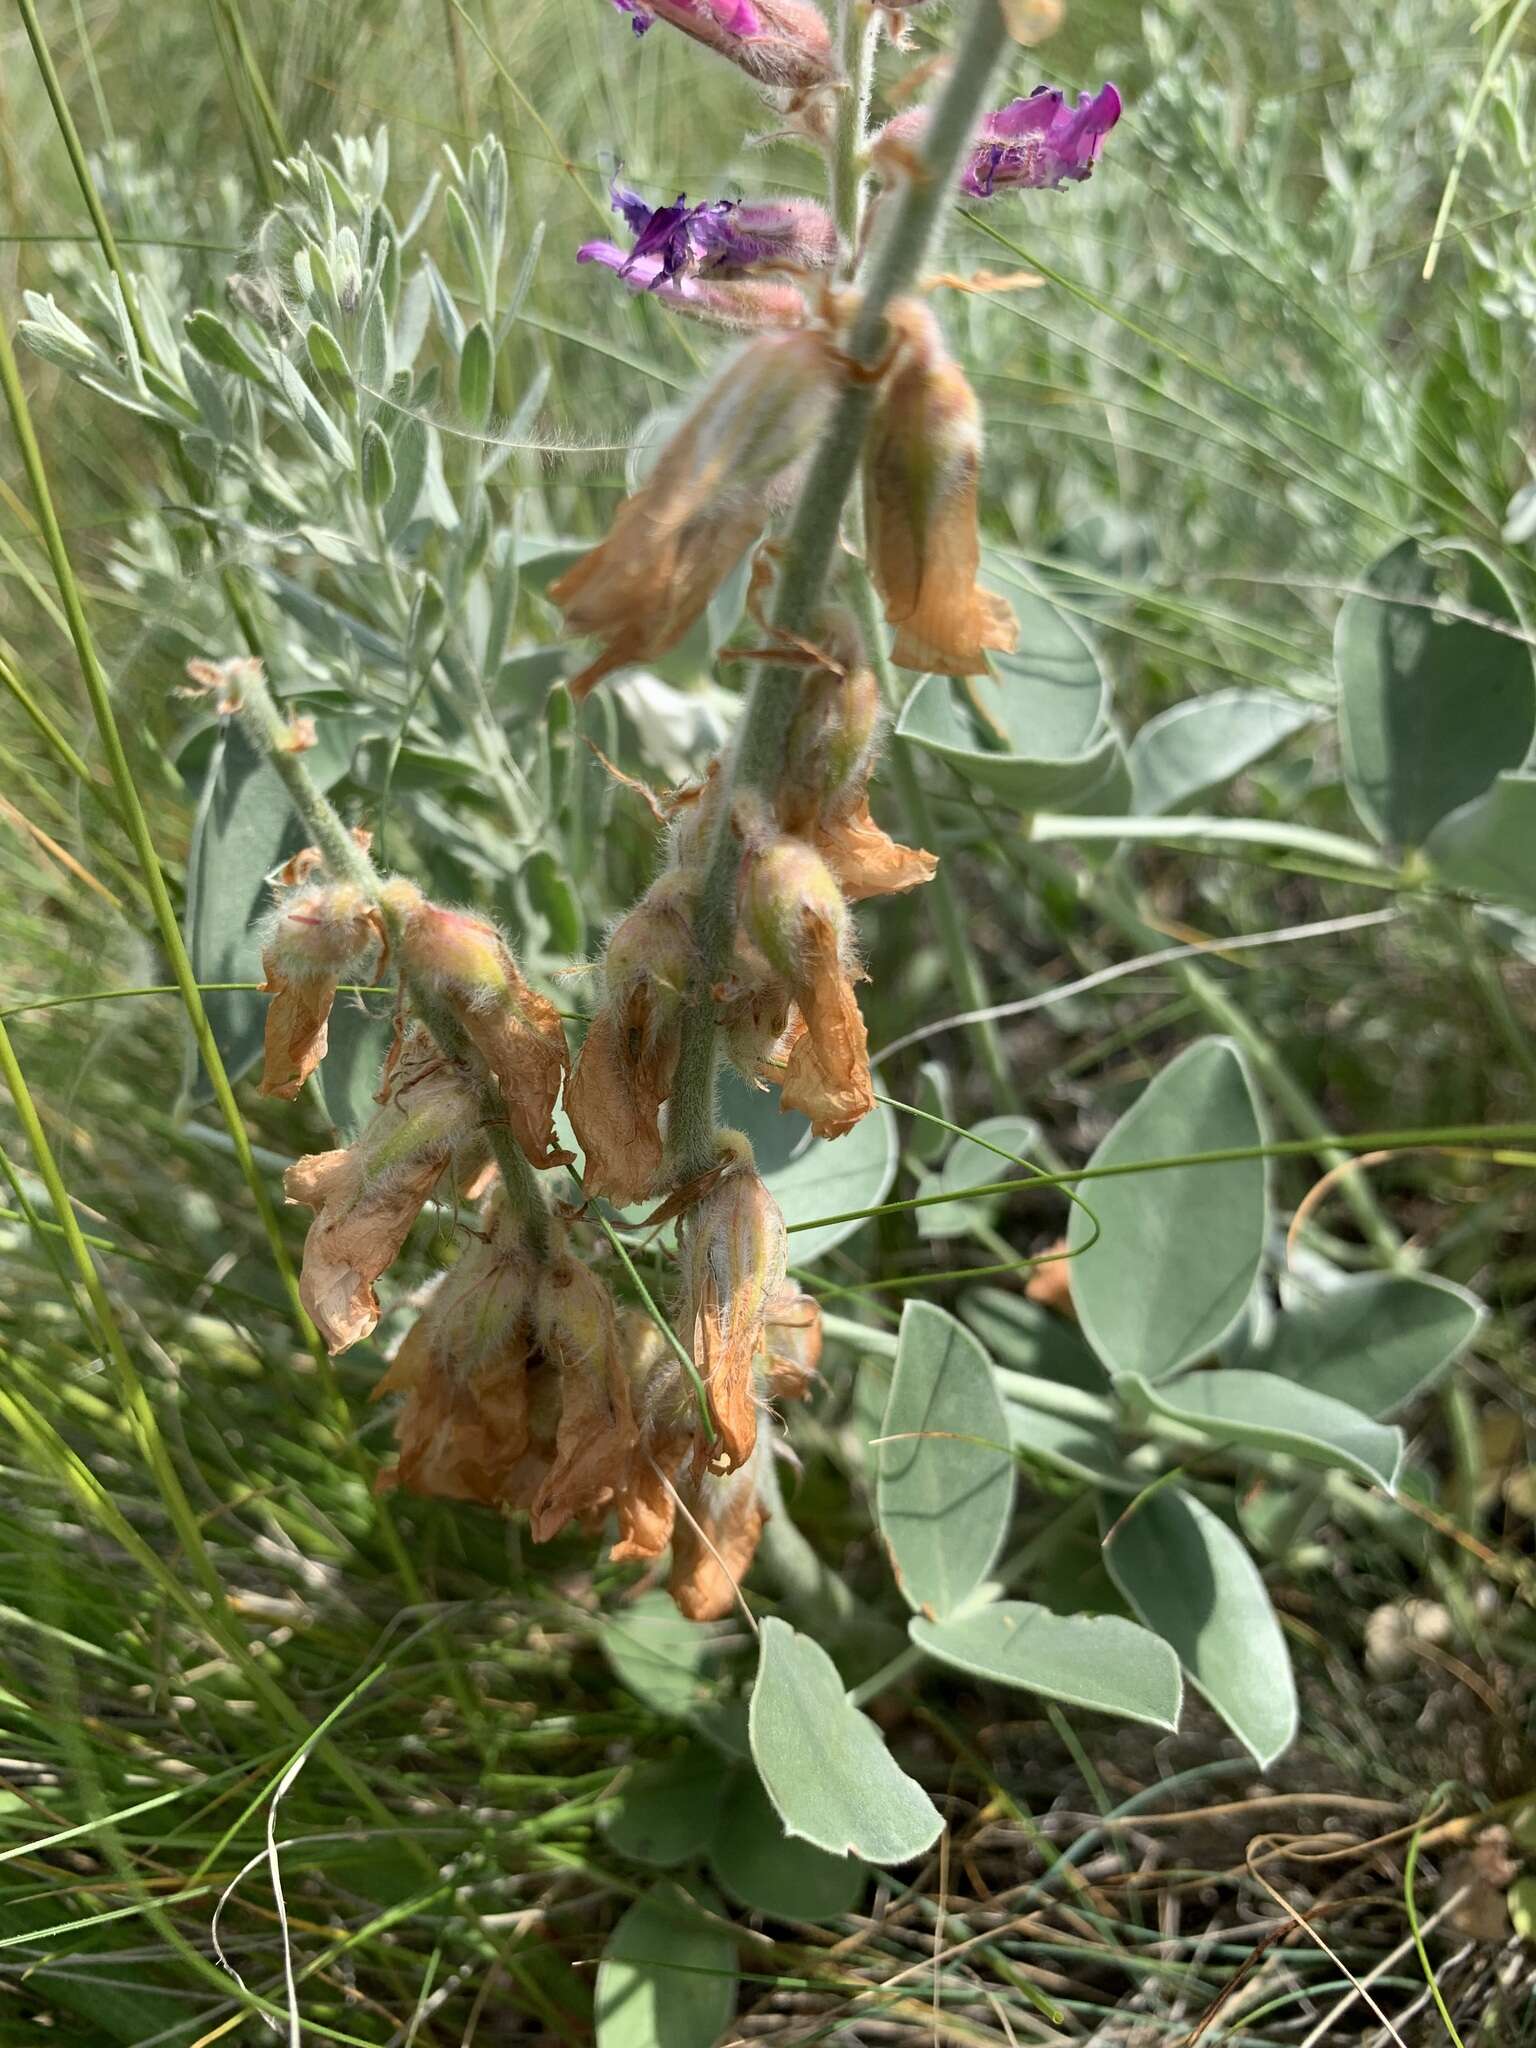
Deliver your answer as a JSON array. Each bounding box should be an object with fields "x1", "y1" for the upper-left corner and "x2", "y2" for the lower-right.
[
  {"x1": 568, "y1": 607, "x2": 935, "y2": 1213},
  {"x1": 247, "y1": 796, "x2": 821, "y2": 1620}
]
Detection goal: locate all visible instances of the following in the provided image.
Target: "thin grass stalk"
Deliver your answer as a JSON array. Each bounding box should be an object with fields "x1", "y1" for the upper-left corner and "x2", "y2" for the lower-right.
[
  {"x1": 15, "y1": 0, "x2": 271, "y2": 656},
  {"x1": 667, "y1": 0, "x2": 1013, "y2": 1181},
  {"x1": 0, "y1": 306, "x2": 334, "y2": 1356}
]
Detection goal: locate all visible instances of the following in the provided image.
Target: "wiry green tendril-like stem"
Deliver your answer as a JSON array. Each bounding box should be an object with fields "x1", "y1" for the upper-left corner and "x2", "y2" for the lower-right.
[{"x1": 667, "y1": 0, "x2": 1011, "y2": 1181}]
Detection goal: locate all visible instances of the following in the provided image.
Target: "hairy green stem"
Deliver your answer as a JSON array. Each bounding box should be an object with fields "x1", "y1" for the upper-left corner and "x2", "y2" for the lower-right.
[{"x1": 668, "y1": 0, "x2": 1010, "y2": 1179}]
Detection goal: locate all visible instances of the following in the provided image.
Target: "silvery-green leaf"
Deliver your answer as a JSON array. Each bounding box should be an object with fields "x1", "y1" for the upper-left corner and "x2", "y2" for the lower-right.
[
  {"x1": 1129, "y1": 1368, "x2": 1403, "y2": 1489},
  {"x1": 1257, "y1": 1270, "x2": 1483, "y2": 1418},
  {"x1": 877, "y1": 1302, "x2": 1015, "y2": 1619},
  {"x1": 750, "y1": 1620, "x2": 942, "y2": 1864},
  {"x1": 709, "y1": 1775, "x2": 864, "y2": 1920},
  {"x1": 910, "y1": 1603, "x2": 1182, "y2": 1729},
  {"x1": 594, "y1": 1885, "x2": 736, "y2": 2048},
  {"x1": 1068, "y1": 1038, "x2": 1267, "y2": 1383},
  {"x1": 1128, "y1": 689, "x2": 1315, "y2": 815},
  {"x1": 1104, "y1": 1488, "x2": 1297, "y2": 1766},
  {"x1": 1337, "y1": 539, "x2": 1534, "y2": 847}
]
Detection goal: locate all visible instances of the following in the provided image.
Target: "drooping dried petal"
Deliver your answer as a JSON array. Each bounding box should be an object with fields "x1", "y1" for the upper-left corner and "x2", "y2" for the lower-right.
[
  {"x1": 285, "y1": 1028, "x2": 488, "y2": 1353},
  {"x1": 761, "y1": 1281, "x2": 822, "y2": 1400},
  {"x1": 373, "y1": 1210, "x2": 540, "y2": 1505},
  {"x1": 669, "y1": 1452, "x2": 768, "y2": 1620},
  {"x1": 567, "y1": 872, "x2": 696, "y2": 1205},
  {"x1": 741, "y1": 836, "x2": 874, "y2": 1139},
  {"x1": 395, "y1": 897, "x2": 572, "y2": 1171},
  {"x1": 531, "y1": 1255, "x2": 640, "y2": 1540},
  {"x1": 604, "y1": 0, "x2": 838, "y2": 93},
  {"x1": 676, "y1": 1135, "x2": 787, "y2": 1471},
  {"x1": 549, "y1": 329, "x2": 838, "y2": 700},
  {"x1": 258, "y1": 882, "x2": 382, "y2": 1101},
  {"x1": 864, "y1": 300, "x2": 1017, "y2": 677},
  {"x1": 813, "y1": 793, "x2": 937, "y2": 902},
  {"x1": 607, "y1": 1311, "x2": 696, "y2": 1562}
]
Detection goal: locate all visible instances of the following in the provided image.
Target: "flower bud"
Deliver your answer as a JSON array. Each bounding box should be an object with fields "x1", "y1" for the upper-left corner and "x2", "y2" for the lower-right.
[
  {"x1": 567, "y1": 872, "x2": 697, "y2": 1205},
  {"x1": 285, "y1": 1027, "x2": 489, "y2": 1353},
  {"x1": 777, "y1": 640, "x2": 882, "y2": 835},
  {"x1": 669, "y1": 1445, "x2": 768, "y2": 1621},
  {"x1": 549, "y1": 329, "x2": 838, "y2": 700},
  {"x1": 864, "y1": 300, "x2": 1017, "y2": 677},
  {"x1": 373, "y1": 1200, "x2": 540, "y2": 1505},
  {"x1": 608, "y1": 0, "x2": 838, "y2": 95},
  {"x1": 676, "y1": 1133, "x2": 787, "y2": 1471},
  {"x1": 258, "y1": 881, "x2": 383, "y2": 1100},
  {"x1": 396, "y1": 899, "x2": 573, "y2": 1172},
  {"x1": 607, "y1": 1311, "x2": 694, "y2": 1563},
  {"x1": 740, "y1": 838, "x2": 874, "y2": 1138}
]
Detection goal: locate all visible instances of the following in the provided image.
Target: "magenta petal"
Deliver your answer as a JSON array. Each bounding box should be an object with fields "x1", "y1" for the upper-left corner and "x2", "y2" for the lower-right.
[{"x1": 984, "y1": 89, "x2": 1065, "y2": 142}]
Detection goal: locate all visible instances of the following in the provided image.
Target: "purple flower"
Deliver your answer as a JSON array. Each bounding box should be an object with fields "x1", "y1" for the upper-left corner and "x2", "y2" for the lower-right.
[
  {"x1": 584, "y1": 178, "x2": 838, "y2": 297},
  {"x1": 610, "y1": 0, "x2": 655, "y2": 31},
  {"x1": 961, "y1": 83, "x2": 1123, "y2": 198}
]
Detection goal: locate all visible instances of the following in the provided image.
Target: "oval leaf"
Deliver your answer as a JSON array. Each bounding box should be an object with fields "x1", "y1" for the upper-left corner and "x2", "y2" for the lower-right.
[
  {"x1": 604, "y1": 1751, "x2": 734, "y2": 1869},
  {"x1": 709, "y1": 1774, "x2": 865, "y2": 1920},
  {"x1": 1130, "y1": 1368, "x2": 1403, "y2": 1489},
  {"x1": 749, "y1": 1619, "x2": 943, "y2": 1864},
  {"x1": 1067, "y1": 1038, "x2": 1267, "y2": 1383},
  {"x1": 460, "y1": 319, "x2": 494, "y2": 430},
  {"x1": 1426, "y1": 770, "x2": 1536, "y2": 914},
  {"x1": 910, "y1": 1602, "x2": 1182, "y2": 1729},
  {"x1": 601, "y1": 1591, "x2": 729, "y2": 1720},
  {"x1": 1128, "y1": 689, "x2": 1315, "y2": 816},
  {"x1": 1336, "y1": 539, "x2": 1534, "y2": 847},
  {"x1": 1104, "y1": 1488, "x2": 1297, "y2": 1766},
  {"x1": 1257, "y1": 1271, "x2": 1483, "y2": 1419},
  {"x1": 594, "y1": 1884, "x2": 737, "y2": 2048},
  {"x1": 877, "y1": 1301, "x2": 1016, "y2": 1619}
]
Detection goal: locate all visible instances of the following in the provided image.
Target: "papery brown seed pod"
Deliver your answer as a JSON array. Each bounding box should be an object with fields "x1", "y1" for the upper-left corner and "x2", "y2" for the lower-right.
[
  {"x1": 668, "y1": 1448, "x2": 768, "y2": 1621},
  {"x1": 675, "y1": 1133, "x2": 788, "y2": 1471},
  {"x1": 258, "y1": 881, "x2": 383, "y2": 1101},
  {"x1": 566, "y1": 871, "x2": 697, "y2": 1206},
  {"x1": 391, "y1": 892, "x2": 573, "y2": 1172},
  {"x1": 607, "y1": 1310, "x2": 695, "y2": 1563},
  {"x1": 549, "y1": 329, "x2": 838, "y2": 701},
  {"x1": 529, "y1": 1254, "x2": 640, "y2": 1541},
  {"x1": 373, "y1": 1202, "x2": 541, "y2": 1505},
  {"x1": 741, "y1": 837, "x2": 874, "y2": 1139},
  {"x1": 284, "y1": 1027, "x2": 489, "y2": 1353},
  {"x1": 863, "y1": 299, "x2": 1017, "y2": 676}
]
